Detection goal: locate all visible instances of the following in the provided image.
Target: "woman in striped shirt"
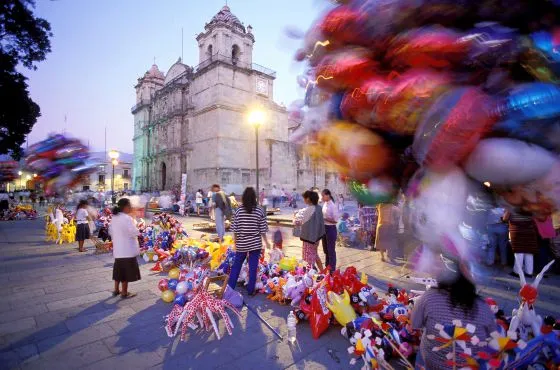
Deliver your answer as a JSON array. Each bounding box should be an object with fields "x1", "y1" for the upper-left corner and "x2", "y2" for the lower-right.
[{"x1": 227, "y1": 187, "x2": 270, "y2": 296}]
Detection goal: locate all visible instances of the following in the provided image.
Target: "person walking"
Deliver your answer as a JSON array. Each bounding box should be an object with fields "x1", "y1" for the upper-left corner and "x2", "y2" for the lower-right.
[
  {"x1": 295, "y1": 190, "x2": 325, "y2": 271},
  {"x1": 486, "y1": 207, "x2": 509, "y2": 267},
  {"x1": 375, "y1": 202, "x2": 399, "y2": 262},
  {"x1": 207, "y1": 188, "x2": 215, "y2": 221},
  {"x1": 271, "y1": 185, "x2": 280, "y2": 208},
  {"x1": 321, "y1": 189, "x2": 338, "y2": 271},
  {"x1": 109, "y1": 198, "x2": 141, "y2": 298},
  {"x1": 195, "y1": 189, "x2": 203, "y2": 216},
  {"x1": 290, "y1": 188, "x2": 298, "y2": 209},
  {"x1": 75, "y1": 200, "x2": 91, "y2": 253},
  {"x1": 505, "y1": 210, "x2": 539, "y2": 278},
  {"x1": 227, "y1": 187, "x2": 270, "y2": 296},
  {"x1": 411, "y1": 262, "x2": 496, "y2": 369},
  {"x1": 211, "y1": 184, "x2": 231, "y2": 242}
]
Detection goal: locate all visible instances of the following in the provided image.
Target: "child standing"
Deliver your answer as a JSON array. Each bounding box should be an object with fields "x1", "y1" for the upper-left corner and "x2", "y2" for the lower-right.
[
  {"x1": 75, "y1": 200, "x2": 91, "y2": 252},
  {"x1": 109, "y1": 198, "x2": 141, "y2": 298}
]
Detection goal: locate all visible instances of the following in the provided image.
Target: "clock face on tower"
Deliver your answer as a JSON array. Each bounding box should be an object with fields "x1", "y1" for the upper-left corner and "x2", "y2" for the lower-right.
[{"x1": 256, "y1": 78, "x2": 268, "y2": 96}]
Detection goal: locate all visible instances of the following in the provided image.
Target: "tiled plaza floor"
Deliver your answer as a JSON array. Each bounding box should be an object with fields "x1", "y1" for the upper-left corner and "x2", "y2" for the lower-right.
[{"x1": 0, "y1": 214, "x2": 558, "y2": 369}]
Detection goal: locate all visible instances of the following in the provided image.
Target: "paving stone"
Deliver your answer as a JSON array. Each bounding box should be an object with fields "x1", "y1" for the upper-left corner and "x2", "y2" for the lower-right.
[
  {"x1": 45, "y1": 291, "x2": 112, "y2": 312},
  {"x1": 0, "y1": 317, "x2": 36, "y2": 336},
  {"x1": 12, "y1": 343, "x2": 39, "y2": 363},
  {"x1": 20, "y1": 340, "x2": 113, "y2": 370},
  {"x1": 36, "y1": 323, "x2": 116, "y2": 356},
  {"x1": 0, "y1": 349, "x2": 20, "y2": 370},
  {"x1": 64, "y1": 306, "x2": 136, "y2": 332},
  {"x1": 0, "y1": 304, "x2": 48, "y2": 325},
  {"x1": 0, "y1": 323, "x2": 70, "y2": 351},
  {"x1": 83, "y1": 349, "x2": 163, "y2": 370}
]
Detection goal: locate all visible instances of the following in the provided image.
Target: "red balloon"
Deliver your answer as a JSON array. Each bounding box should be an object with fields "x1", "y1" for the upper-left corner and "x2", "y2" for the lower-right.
[
  {"x1": 340, "y1": 78, "x2": 390, "y2": 127},
  {"x1": 315, "y1": 49, "x2": 379, "y2": 92},
  {"x1": 378, "y1": 70, "x2": 451, "y2": 135},
  {"x1": 309, "y1": 285, "x2": 332, "y2": 339},
  {"x1": 413, "y1": 87, "x2": 496, "y2": 171},
  {"x1": 387, "y1": 28, "x2": 472, "y2": 69},
  {"x1": 158, "y1": 279, "x2": 169, "y2": 292},
  {"x1": 325, "y1": 270, "x2": 345, "y2": 294}
]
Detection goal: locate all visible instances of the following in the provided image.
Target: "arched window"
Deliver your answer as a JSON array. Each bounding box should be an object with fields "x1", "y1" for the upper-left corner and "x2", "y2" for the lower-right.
[
  {"x1": 231, "y1": 44, "x2": 240, "y2": 65},
  {"x1": 161, "y1": 162, "x2": 167, "y2": 190},
  {"x1": 207, "y1": 45, "x2": 213, "y2": 60}
]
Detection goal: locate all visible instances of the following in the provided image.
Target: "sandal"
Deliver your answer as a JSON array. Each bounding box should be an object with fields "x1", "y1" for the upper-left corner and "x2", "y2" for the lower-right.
[
  {"x1": 120, "y1": 292, "x2": 137, "y2": 299},
  {"x1": 112, "y1": 290, "x2": 120, "y2": 297}
]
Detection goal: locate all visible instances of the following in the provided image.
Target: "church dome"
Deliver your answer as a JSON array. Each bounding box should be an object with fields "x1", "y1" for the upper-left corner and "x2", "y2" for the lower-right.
[
  {"x1": 207, "y1": 5, "x2": 245, "y2": 32},
  {"x1": 146, "y1": 64, "x2": 164, "y2": 79}
]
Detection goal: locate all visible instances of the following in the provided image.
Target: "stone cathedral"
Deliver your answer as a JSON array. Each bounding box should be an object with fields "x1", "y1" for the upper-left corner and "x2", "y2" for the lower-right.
[{"x1": 131, "y1": 6, "x2": 342, "y2": 194}]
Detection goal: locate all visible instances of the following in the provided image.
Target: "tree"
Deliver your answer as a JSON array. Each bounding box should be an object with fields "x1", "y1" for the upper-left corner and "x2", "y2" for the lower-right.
[{"x1": 0, "y1": 0, "x2": 52, "y2": 159}]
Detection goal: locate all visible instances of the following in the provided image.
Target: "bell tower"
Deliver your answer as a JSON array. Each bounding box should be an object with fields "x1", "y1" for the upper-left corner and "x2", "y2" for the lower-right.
[{"x1": 196, "y1": 5, "x2": 255, "y2": 65}]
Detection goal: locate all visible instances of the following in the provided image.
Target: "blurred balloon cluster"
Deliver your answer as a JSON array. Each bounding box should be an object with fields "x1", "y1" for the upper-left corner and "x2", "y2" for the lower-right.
[
  {"x1": 291, "y1": 0, "x2": 560, "y2": 269},
  {"x1": 0, "y1": 161, "x2": 18, "y2": 182},
  {"x1": 23, "y1": 134, "x2": 97, "y2": 194}
]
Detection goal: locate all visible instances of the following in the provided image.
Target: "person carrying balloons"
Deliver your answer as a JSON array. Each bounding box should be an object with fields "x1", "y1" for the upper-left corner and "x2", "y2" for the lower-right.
[{"x1": 109, "y1": 198, "x2": 141, "y2": 298}]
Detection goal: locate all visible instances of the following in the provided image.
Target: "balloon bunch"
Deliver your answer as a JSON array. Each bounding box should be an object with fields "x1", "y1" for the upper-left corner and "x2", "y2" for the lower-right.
[
  {"x1": 292, "y1": 0, "x2": 560, "y2": 266},
  {"x1": 23, "y1": 134, "x2": 97, "y2": 194},
  {"x1": 158, "y1": 266, "x2": 210, "y2": 306},
  {"x1": 0, "y1": 160, "x2": 18, "y2": 182}
]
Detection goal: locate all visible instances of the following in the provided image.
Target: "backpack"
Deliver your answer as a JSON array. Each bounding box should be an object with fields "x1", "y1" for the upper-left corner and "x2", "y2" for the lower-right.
[{"x1": 216, "y1": 191, "x2": 232, "y2": 219}]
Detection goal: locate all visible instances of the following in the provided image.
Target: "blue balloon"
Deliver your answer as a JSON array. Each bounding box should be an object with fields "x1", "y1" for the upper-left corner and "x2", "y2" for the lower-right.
[
  {"x1": 497, "y1": 83, "x2": 560, "y2": 121},
  {"x1": 492, "y1": 118, "x2": 560, "y2": 153},
  {"x1": 168, "y1": 279, "x2": 178, "y2": 291},
  {"x1": 329, "y1": 92, "x2": 344, "y2": 120},
  {"x1": 531, "y1": 31, "x2": 560, "y2": 66},
  {"x1": 174, "y1": 295, "x2": 187, "y2": 306}
]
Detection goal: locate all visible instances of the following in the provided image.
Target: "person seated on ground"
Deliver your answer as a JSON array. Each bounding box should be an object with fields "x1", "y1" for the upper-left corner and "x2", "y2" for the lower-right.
[
  {"x1": 411, "y1": 260, "x2": 497, "y2": 369},
  {"x1": 337, "y1": 212, "x2": 355, "y2": 244}
]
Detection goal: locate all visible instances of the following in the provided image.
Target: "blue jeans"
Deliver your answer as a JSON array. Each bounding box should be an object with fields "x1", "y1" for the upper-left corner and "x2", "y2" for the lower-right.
[
  {"x1": 487, "y1": 223, "x2": 509, "y2": 265},
  {"x1": 227, "y1": 249, "x2": 261, "y2": 295},
  {"x1": 322, "y1": 225, "x2": 337, "y2": 271},
  {"x1": 215, "y1": 207, "x2": 225, "y2": 240}
]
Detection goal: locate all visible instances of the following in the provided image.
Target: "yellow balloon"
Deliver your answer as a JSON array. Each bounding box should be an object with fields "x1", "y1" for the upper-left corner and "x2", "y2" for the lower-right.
[
  {"x1": 168, "y1": 268, "x2": 180, "y2": 280},
  {"x1": 326, "y1": 291, "x2": 357, "y2": 325},
  {"x1": 161, "y1": 290, "x2": 175, "y2": 303}
]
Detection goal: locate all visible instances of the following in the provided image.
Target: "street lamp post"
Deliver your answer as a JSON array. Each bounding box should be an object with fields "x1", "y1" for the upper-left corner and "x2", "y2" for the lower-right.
[
  {"x1": 248, "y1": 109, "x2": 265, "y2": 203},
  {"x1": 108, "y1": 150, "x2": 120, "y2": 204},
  {"x1": 17, "y1": 171, "x2": 22, "y2": 190}
]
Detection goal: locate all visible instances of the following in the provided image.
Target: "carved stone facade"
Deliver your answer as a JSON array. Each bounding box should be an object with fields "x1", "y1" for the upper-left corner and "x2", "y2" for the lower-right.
[{"x1": 132, "y1": 6, "x2": 342, "y2": 194}]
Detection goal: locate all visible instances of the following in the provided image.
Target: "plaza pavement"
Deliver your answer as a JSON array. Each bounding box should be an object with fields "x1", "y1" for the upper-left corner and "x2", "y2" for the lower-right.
[{"x1": 0, "y1": 212, "x2": 559, "y2": 370}]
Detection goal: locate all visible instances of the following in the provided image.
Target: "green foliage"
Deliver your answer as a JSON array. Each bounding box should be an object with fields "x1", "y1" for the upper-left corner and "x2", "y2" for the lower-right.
[{"x1": 0, "y1": 0, "x2": 52, "y2": 158}]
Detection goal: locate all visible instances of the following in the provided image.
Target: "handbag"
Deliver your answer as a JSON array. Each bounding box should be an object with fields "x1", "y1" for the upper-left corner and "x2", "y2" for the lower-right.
[{"x1": 292, "y1": 226, "x2": 302, "y2": 238}]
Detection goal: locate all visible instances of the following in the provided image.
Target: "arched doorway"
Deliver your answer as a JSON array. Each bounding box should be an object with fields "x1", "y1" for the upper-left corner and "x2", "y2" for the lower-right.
[{"x1": 161, "y1": 162, "x2": 167, "y2": 190}]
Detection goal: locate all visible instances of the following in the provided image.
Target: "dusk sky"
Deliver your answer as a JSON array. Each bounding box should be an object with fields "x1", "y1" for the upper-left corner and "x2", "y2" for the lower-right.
[{"x1": 25, "y1": 0, "x2": 330, "y2": 154}]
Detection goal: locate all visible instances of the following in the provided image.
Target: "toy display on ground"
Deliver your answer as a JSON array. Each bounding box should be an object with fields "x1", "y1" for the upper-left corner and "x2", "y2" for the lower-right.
[{"x1": 0, "y1": 204, "x2": 38, "y2": 221}]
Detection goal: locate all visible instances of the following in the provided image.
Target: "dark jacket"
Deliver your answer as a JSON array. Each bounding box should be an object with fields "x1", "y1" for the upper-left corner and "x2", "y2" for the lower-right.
[
  {"x1": 213, "y1": 191, "x2": 232, "y2": 215},
  {"x1": 300, "y1": 205, "x2": 325, "y2": 243}
]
